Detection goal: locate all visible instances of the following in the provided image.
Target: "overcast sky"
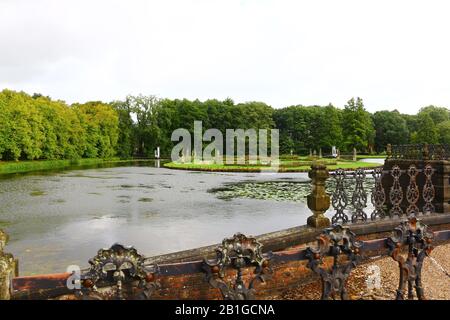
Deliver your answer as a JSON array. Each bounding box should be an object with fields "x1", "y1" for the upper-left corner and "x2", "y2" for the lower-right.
[{"x1": 0, "y1": 0, "x2": 449, "y2": 114}]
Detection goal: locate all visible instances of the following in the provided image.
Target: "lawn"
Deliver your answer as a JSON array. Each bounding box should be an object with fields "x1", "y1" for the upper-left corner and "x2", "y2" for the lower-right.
[
  {"x1": 0, "y1": 158, "x2": 130, "y2": 175},
  {"x1": 164, "y1": 159, "x2": 382, "y2": 172}
]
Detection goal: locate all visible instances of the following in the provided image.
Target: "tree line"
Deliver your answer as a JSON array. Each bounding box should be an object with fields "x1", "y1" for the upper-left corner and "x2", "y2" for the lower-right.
[{"x1": 0, "y1": 89, "x2": 449, "y2": 161}]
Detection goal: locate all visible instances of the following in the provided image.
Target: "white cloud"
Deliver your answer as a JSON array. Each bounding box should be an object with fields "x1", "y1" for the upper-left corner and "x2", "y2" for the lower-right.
[{"x1": 0, "y1": 0, "x2": 449, "y2": 113}]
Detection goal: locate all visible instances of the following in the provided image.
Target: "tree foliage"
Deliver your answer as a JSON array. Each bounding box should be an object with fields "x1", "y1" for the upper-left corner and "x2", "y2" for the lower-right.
[
  {"x1": 1, "y1": 89, "x2": 450, "y2": 160},
  {"x1": 341, "y1": 98, "x2": 375, "y2": 152},
  {"x1": 0, "y1": 90, "x2": 118, "y2": 160},
  {"x1": 372, "y1": 110, "x2": 409, "y2": 152},
  {"x1": 437, "y1": 120, "x2": 450, "y2": 145},
  {"x1": 273, "y1": 104, "x2": 343, "y2": 154},
  {"x1": 413, "y1": 113, "x2": 439, "y2": 144}
]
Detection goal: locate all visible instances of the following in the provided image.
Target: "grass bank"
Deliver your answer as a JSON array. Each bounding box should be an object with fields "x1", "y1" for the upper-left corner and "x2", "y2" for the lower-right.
[
  {"x1": 0, "y1": 158, "x2": 130, "y2": 175},
  {"x1": 164, "y1": 160, "x2": 381, "y2": 172}
]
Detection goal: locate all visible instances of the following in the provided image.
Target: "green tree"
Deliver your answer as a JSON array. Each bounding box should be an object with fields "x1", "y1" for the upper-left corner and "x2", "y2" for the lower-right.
[
  {"x1": 125, "y1": 95, "x2": 164, "y2": 157},
  {"x1": 413, "y1": 113, "x2": 438, "y2": 144},
  {"x1": 111, "y1": 100, "x2": 135, "y2": 158},
  {"x1": 372, "y1": 110, "x2": 409, "y2": 152},
  {"x1": 342, "y1": 97, "x2": 375, "y2": 152},
  {"x1": 437, "y1": 120, "x2": 450, "y2": 144},
  {"x1": 0, "y1": 90, "x2": 44, "y2": 160},
  {"x1": 418, "y1": 105, "x2": 449, "y2": 125},
  {"x1": 73, "y1": 101, "x2": 119, "y2": 158}
]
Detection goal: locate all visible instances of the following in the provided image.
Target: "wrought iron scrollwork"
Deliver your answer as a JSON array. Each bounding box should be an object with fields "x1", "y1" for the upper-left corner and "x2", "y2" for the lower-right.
[
  {"x1": 331, "y1": 169, "x2": 349, "y2": 224},
  {"x1": 386, "y1": 217, "x2": 434, "y2": 300},
  {"x1": 422, "y1": 164, "x2": 435, "y2": 214},
  {"x1": 305, "y1": 224, "x2": 362, "y2": 300},
  {"x1": 75, "y1": 243, "x2": 159, "y2": 300},
  {"x1": 406, "y1": 165, "x2": 420, "y2": 216},
  {"x1": 202, "y1": 233, "x2": 272, "y2": 300},
  {"x1": 351, "y1": 169, "x2": 367, "y2": 223},
  {"x1": 389, "y1": 165, "x2": 404, "y2": 218},
  {"x1": 371, "y1": 168, "x2": 386, "y2": 220},
  {"x1": 389, "y1": 143, "x2": 450, "y2": 160}
]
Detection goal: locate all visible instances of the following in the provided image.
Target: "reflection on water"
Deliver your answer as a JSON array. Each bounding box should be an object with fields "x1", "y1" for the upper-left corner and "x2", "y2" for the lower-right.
[
  {"x1": 359, "y1": 158, "x2": 386, "y2": 164},
  {"x1": 0, "y1": 161, "x2": 314, "y2": 275}
]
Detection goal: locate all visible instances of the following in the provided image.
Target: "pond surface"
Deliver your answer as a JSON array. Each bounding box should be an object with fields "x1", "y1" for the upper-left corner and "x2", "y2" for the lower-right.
[
  {"x1": 0, "y1": 161, "x2": 318, "y2": 275},
  {"x1": 359, "y1": 158, "x2": 385, "y2": 164}
]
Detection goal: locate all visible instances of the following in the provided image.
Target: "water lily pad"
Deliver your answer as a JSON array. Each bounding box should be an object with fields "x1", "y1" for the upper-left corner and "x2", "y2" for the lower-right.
[{"x1": 30, "y1": 190, "x2": 46, "y2": 196}]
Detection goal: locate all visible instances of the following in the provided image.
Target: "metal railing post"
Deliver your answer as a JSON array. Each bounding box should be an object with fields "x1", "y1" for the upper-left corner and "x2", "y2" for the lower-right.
[{"x1": 306, "y1": 161, "x2": 331, "y2": 228}]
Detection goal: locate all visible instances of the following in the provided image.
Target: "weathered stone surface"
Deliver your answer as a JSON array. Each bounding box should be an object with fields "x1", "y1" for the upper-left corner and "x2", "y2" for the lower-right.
[
  {"x1": 0, "y1": 229, "x2": 15, "y2": 300},
  {"x1": 10, "y1": 216, "x2": 450, "y2": 300},
  {"x1": 306, "y1": 162, "x2": 331, "y2": 228}
]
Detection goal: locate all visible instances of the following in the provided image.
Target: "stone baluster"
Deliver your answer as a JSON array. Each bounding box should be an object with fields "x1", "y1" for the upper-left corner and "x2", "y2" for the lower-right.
[
  {"x1": 0, "y1": 229, "x2": 16, "y2": 300},
  {"x1": 307, "y1": 162, "x2": 331, "y2": 228}
]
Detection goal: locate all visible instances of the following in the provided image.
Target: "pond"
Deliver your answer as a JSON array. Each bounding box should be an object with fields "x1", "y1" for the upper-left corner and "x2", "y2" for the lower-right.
[
  {"x1": 1, "y1": 159, "x2": 384, "y2": 275},
  {"x1": 359, "y1": 158, "x2": 386, "y2": 164},
  {"x1": 0, "y1": 161, "x2": 317, "y2": 275}
]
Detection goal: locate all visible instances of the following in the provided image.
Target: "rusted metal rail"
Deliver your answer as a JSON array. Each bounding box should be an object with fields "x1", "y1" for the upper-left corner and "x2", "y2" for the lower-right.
[{"x1": 10, "y1": 225, "x2": 450, "y2": 300}]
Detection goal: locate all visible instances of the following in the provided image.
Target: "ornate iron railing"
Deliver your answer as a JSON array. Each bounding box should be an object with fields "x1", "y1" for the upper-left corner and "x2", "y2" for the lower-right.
[
  {"x1": 202, "y1": 233, "x2": 272, "y2": 300},
  {"x1": 73, "y1": 243, "x2": 160, "y2": 300},
  {"x1": 2, "y1": 151, "x2": 450, "y2": 300},
  {"x1": 305, "y1": 217, "x2": 445, "y2": 300},
  {"x1": 329, "y1": 164, "x2": 436, "y2": 224},
  {"x1": 3, "y1": 217, "x2": 450, "y2": 300},
  {"x1": 387, "y1": 143, "x2": 450, "y2": 160}
]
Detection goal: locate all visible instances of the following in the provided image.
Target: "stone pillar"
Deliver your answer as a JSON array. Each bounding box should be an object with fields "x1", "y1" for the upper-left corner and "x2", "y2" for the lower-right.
[
  {"x1": 307, "y1": 162, "x2": 331, "y2": 228},
  {"x1": 0, "y1": 229, "x2": 15, "y2": 300}
]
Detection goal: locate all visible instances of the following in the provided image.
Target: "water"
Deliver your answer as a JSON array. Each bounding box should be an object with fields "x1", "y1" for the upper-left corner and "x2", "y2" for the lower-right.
[
  {"x1": 0, "y1": 161, "x2": 313, "y2": 275},
  {"x1": 359, "y1": 158, "x2": 386, "y2": 164}
]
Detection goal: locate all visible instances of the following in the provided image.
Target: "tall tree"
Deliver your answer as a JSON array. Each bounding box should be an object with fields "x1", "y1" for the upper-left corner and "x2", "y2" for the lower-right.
[
  {"x1": 413, "y1": 113, "x2": 438, "y2": 144},
  {"x1": 342, "y1": 97, "x2": 375, "y2": 152},
  {"x1": 125, "y1": 95, "x2": 165, "y2": 157},
  {"x1": 418, "y1": 105, "x2": 449, "y2": 125},
  {"x1": 111, "y1": 100, "x2": 135, "y2": 158},
  {"x1": 72, "y1": 101, "x2": 119, "y2": 158},
  {"x1": 437, "y1": 120, "x2": 450, "y2": 145},
  {"x1": 372, "y1": 110, "x2": 409, "y2": 152}
]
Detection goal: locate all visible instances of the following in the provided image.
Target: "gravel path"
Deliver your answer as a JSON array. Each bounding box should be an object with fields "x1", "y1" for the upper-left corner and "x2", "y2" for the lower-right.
[{"x1": 272, "y1": 242, "x2": 450, "y2": 300}]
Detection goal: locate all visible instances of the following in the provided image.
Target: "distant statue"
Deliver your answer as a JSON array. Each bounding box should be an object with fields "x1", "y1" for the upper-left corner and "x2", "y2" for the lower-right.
[
  {"x1": 319, "y1": 148, "x2": 322, "y2": 158},
  {"x1": 386, "y1": 144, "x2": 392, "y2": 158},
  {"x1": 332, "y1": 146, "x2": 337, "y2": 158},
  {"x1": 353, "y1": 148, "x2": 357, "y2": 161},
  {"x1": 290, "y1": 149, "x2": 293, "y2": 156},
  {"x1": 154, "y1": 146, "x2": 160, "y2": 159},
  {"x1": 313, "y1": 150, "x2": 317, "y2": 157}
]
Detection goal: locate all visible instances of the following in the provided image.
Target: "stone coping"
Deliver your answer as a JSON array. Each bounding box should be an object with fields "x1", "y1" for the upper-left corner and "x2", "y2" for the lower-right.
[{"x1": 145, "y1": 214, "x2": 450, "y2": 265}]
